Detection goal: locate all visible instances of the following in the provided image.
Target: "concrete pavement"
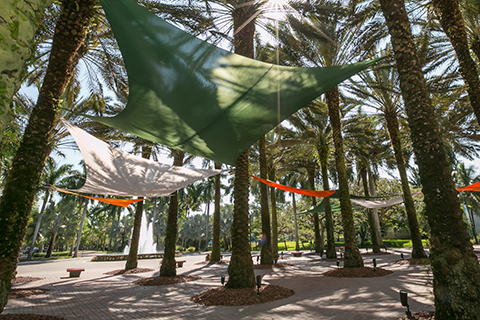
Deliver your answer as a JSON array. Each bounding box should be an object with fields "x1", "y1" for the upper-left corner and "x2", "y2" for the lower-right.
[{"x1": 3, "y1": 249, "x2": 440, "y2": 319}]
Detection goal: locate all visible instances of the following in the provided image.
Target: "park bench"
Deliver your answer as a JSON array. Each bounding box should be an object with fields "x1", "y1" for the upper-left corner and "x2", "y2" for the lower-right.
[
  {"x1": 175, "y1": 260, "x2": 186, "y2": 268},
  {"x1": 291, "y1": 251, "x2": 303, "y2": 257},
  {"x1": 66, "y1": 268, "x2": 85, "y2": 277}
]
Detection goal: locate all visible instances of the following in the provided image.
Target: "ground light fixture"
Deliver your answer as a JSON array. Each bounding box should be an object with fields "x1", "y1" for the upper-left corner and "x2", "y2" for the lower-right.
[
  {"x1": 256, "y1": 275, "x2": 262, "y2": 295},
  {"x1": 373, "y1": 258, "x2": 377, "y2": 271},
  {"x1": 401, "y1": 253, "x2": 404, "y2": 259},
  {"x1": 399, "y1": 290, "x2": 412, "y2": 318},
  {"x1": 336, "y1": 260, "x2": 340, "y2": 268},
  {"x1": 221, "y1": 276, "x2": 225, "y2": 286},
  {"x1": 274, "y1": 258, "x2": 278, "y2": 265}
]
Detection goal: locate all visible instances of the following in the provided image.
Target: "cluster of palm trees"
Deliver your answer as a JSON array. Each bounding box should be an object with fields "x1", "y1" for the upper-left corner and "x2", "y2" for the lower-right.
[{"x1": 2, "y1": 0, "x2": 480, "y2": 318}]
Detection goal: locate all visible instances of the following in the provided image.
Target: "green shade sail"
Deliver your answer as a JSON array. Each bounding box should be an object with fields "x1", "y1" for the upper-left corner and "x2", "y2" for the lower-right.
[
  {"x1": 297, "y1": 199, "x2": 342, "y2": 215},
  {"x1": 94, "y1": 0, "x2": 381, "y2": 165}
]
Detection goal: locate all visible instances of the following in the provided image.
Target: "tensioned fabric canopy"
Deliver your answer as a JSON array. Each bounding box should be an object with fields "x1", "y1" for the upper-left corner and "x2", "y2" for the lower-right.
[
  {"x1": 250, "y1": 175, "x2": 337, "y2": 198},
  {"x1": 457, "y1": 181, "x2": 480, "y2": 192},
  {"x1": 62, "y1": 120, "x2": 221, "y2": 197},
  {"x1": 297, "y1": 200, "x2": 342, "y2": 215},
  {"x1": 50, "y1": 186, "x2": 144, "y2": 208},
  {"x1": 91, "y1": 0, "x2": 382, "y2": 165},
  {"x1": 349, "y1": 192, "x2": 422, "y2": 209}
]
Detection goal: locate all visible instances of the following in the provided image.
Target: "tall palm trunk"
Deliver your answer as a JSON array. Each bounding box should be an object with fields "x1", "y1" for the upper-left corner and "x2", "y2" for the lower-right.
[
  {"x1": 380, "y1": 1, "x2": 480, "y2": 318},
  {"x1": 367, "y1": 168, "x2": 382, "y2": 246},
  {"x1": 307, "y1": 165, "x2": 322, "y2": 255},
  {"x1": 359, "y1": 166, "x2": 381, "y2": 253},
  {"x1": 292, "y1": 193, "x2": 300, "y2": 251},
  {"x1": 432, "y1": 0, "x2": 480, "y2": 127},
  {"x1": 259, "y1": 136, "x2": 273, "y2": 264},
  {"x1": 317, "y1": 145, "x2": 336, "y2": 259},
  {"x1": 73, "y1": 198, "x2": 89, "y2": 258},
  {"x1": 0, "y1": 0, "x2": 94, "y2": 312},
  {"x1": 226, "y1": 2, "x2": 256, "y2": 289},
  {"x1": 384, "y1": 107, "x2": 426, "y2": 258},
  {"x1": 326, "y1": 86, "x2": 363, "y2": 268},
  {"x1": 269, "y1": 169, "x2": 279, "y2": 259},
  {"x1": 27, "y1": 191, "x2": 50, "y2": 260},
  {"x1": 45, "y1": 231, "x2": 56, "y2": 258},
  {"x1": 0, "y1": 0, "x2": 54, "y2": 134},
  {"x1": 210, "y1": 162, "x2": 222, "y2": 261},
  {"x1": 160, "y1": 150, "x2": 185, "y2": 277},
  {"x1": 125, "y1": 145, "x2": 152, "y2": 270}
]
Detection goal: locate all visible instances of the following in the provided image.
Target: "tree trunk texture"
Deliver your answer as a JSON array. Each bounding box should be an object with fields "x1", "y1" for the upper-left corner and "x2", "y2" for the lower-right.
[
  {"x1": 74, "y1": 198, "x2": 88, "y2": 258},
  {"x1": 160, "y1": 150, "x2": 185, "y2": 277},
  {"x1": 204, "y1": 198, "x2": 210, "y2": 251},
  {"x1": 384, "y1": 107, "x2": 426, "y2": 258},
  {"x1": 0, "y1": 0, "x2": 94, "y2": 312},
  {"x1": 226, "y1": 150, "x2": 255, "y2": 288},
  {"x1": 432, "y1": 0, "x2": 480, "y2": 127},
  {"x1": 380, "y1": 1, "x2": 480, "y2": 318},
  {"x1": 125, "y1": 146, "x2": 152, "y2": 270},
  {"x1": 226, "y1": 2, "x2": 256, "y2": 289},
  {"x1": 360, "y1": 166, "x2": 381, "y2": 253},
  {"x1": 259, "y1": 136, "x2": 273, "y2": 264},
  {"x1": 27, "y1": 191, "x2": 50, "y2": 261},
  {"x1": 0, "y1": 0, "x2": 54, "y2": 134},
  {"x1": 367, "y1": 168, "x2": 382, "y2": 246},
  {"x1": 292, "y1": 193, "x2": 300, "y2": 251},
  {"x1": 210, "y1": 162, "x2": 222, "y2": 261},
  {"x1": 326, "y1": 86, "x2": 363, "y2": 268},
  {"x1": 45, "y1": 231, "x2": 56, "y2": 258},
  {"x1": 269, "y1": 169, "x2": 279, "y2": 259},
  {"x1": 470, "y1": 37, "x2": 480, "y2": 63},
  {"x1": 307, "y1": 165, "x2": 322, "y2": 255},
  {"x1": 317, "y1": 145, "x2": 336, "y2": 259}
]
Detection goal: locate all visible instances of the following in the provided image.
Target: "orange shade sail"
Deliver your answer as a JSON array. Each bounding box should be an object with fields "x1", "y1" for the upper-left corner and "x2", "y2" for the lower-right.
[
  {"x1": 51, "y1": 186, "x2": 146, "y2": 208},
  {"x1": 457, "y1": 181, "x2": 480, "y2": 192},
  {"x1": 250, "y1": 175, "x2": 337, "y2": 198}
]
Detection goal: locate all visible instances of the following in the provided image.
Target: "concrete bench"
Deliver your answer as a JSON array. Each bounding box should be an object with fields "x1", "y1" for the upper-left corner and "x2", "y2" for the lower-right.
[
  {"x1": 175, "y1": 260, "x2": 186, "y2": 268},
  {"x1": 291, "y1": 251, "x2": 303, "y2": 257},
  {"x1": 67, "y1": 268, "x2": 85, "y2": 277}
]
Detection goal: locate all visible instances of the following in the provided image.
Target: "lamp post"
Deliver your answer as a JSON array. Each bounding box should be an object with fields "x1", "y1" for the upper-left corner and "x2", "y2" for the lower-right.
[
  {"x1": 256, "y1": 275, "x2": 262, "y2": 295},
  {"x1": 399, "y1": 290, "x2": 412, "y2": 318}
]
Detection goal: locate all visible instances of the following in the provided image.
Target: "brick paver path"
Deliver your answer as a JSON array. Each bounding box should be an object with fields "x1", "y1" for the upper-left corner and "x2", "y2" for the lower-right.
[{"x1": 4, "y1": 249, "x2": 438, "y2": 319}]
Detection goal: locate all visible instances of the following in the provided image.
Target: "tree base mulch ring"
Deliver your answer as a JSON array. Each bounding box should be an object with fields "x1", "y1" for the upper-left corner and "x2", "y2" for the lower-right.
[
  {"x1": 11, "y1": 277, "x2": 44, "y2": 284},
  {"x1": 9, "y1": 288, "x2": 49, "y2": 299},
  {"x1": 133, "y1": 275, "x2": 200, "y2": 286},
  {"x1": 310, "y1": 258, "x2": 344, "y2": 262},
  {"x1": 253, "y1": 263, "x2": 292, "y2": 269},
  {"x1": 0, "y1": 314, "x2": 66, "y2": 320},
  {"x1": 194, "y1": 260, "x2": 229, "y2": 265},
  {"x1": 191, "y1": 284, "x2": 295, "y2": 306},
  {"x1": 392, "y1": 258, "x2": 430, "y2": 265},
  {"x1": 394, "y1": 311, "x2": 434, "y2": 320},
  {"x1": 324, "y1": 267, "x2": 393, "y2": 277},
  {"x1": 361, "y1": 251, "x2": 392, "y2": 255},
  {"x1": 104, "y1": 268, "x2": 154, "y2": 275}
]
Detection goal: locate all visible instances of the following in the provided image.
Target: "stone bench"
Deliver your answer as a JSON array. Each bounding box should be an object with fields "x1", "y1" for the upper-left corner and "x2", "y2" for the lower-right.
[
  {"x1": 291, "y1": 251, "x2": 303, "y2": 257},
  {"x1": 67, "y1": 268, "x2": 85, "y2": 277},
  {"x1": 175, "y1": 260, "x2": 186, "y2": 268}
]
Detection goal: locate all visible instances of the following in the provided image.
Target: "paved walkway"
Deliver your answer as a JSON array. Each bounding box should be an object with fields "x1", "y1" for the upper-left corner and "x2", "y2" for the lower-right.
[{"x1": 4, "y1": 249, "x2": 441, "y2": 319}]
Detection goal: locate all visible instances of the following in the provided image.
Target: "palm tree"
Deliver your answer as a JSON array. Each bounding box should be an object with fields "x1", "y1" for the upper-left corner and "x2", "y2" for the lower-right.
[
  {"x1": 0, "y1": 0, "x2": 95, "y2": 312},
  {"x1": 210, "y1": 162, "x2": 223, "y2": 261},
  {"x1": 125, "y1": 144, "x2": 152, "y2": 270},
  {"x1": 27, "y1": 158, "x2": 75, "y2": 260},
  {"x1": 379, "y1": 0, "x2": 480, "y2": 318},
  {"x1": 345, "y1": 63, "x2": 428, "y2": 258},
  {"x1": 259, "y1": 136, "x2": 273, "y2": 264},
  {"x1": 431, "y1": 0, "x2": 480, "y2": 127},
  {"x1": 160, "y1": 149, "x2": 185, "y2": 277}
]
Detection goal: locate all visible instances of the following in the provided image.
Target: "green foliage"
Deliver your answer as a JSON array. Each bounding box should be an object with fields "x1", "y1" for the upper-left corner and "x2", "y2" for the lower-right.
[{"x1": 186, "y1": 246, "x2": 196, "y2": 252}]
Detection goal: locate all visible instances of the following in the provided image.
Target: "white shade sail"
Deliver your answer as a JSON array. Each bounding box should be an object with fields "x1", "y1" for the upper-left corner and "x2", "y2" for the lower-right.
[
  {"x1": 62, "y1": 120, "x2": 221, "y2": 197},
  {"x1": 350, "y1": 192, "x2": 422, "y2": 209}
]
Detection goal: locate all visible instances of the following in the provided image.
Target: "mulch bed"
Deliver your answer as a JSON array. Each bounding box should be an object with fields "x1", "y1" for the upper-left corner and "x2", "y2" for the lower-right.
[
  {"x1": 394, "y1": 311, "x2": 435, "y2": 319},
  {"x1": 324, "y1": 267, "x2": 393, "y2": 277},
  {"x1": 191, "y1": 284, "x2": 295, "y2": 306},
  {"x1": 194, "y1": 260, "x2": 230, "y2": 265},
  {"x1": 133, "y1": 275, "x2": 200, "y2": 286},
  {"x1": 361, "y1": 251, "x2": 392, "y2": 255},
  {"x1": 253, "y1": 263, "x2": 292, "y2": 269},
  {"x1": 392, "y1": 258, "x2": 430, "y2": 265},
  {"x1": 8, "y1": 288, "x2": 49, "y2": 299},
  {"x1": 11, "y1": 277, "x2": 44, "y2": 284},
  {"x1": 0, "y1": 315, "x2": 66, "y2": 320},
  {"x1": 311, "y1": 258, "x2": 344, "y2": 262},
  {"x1": 103, "y1": 268, "x2": 154, "y2": 275}
]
